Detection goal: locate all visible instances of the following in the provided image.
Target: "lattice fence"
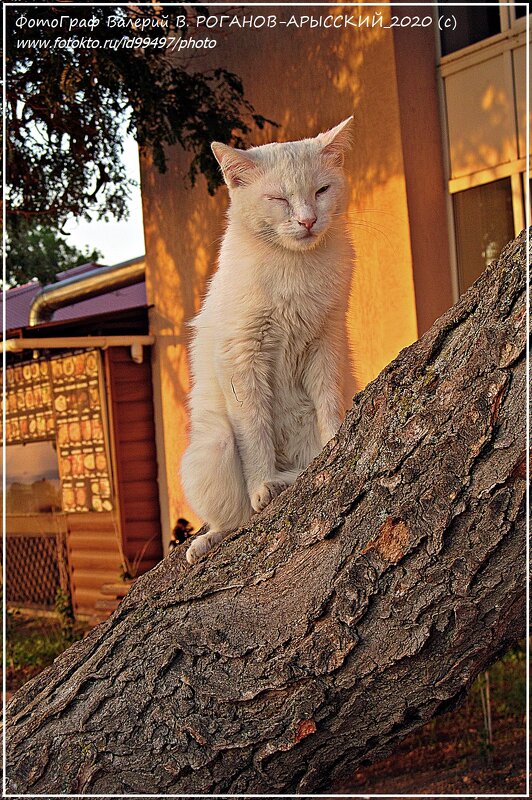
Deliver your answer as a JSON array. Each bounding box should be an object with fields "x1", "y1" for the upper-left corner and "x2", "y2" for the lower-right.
[{"x1": 5, "y1": 532, "x2": 70, "y2": 609}]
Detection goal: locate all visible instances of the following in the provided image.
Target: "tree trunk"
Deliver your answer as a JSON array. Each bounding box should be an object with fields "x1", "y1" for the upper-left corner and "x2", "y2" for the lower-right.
[{"x1": 6, "y1": 231, "x2": 527, "y2": 795}]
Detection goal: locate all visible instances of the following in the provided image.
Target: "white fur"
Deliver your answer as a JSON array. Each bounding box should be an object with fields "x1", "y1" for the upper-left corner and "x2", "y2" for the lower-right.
[{"x1": 182, "y1": 118, "x2": 354, "y2": 564}]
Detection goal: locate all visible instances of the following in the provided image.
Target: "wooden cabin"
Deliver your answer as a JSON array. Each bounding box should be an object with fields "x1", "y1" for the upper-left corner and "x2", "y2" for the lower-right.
[{"x1": 2, "y1": 260, "x2": 163, "y2": 619}]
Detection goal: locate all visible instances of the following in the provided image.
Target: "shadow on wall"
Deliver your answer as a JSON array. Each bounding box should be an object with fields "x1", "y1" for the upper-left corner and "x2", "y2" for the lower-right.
[
  {"x1": 445, "y1": 59, "x2": 522, "y2": 179},
  {"x1": 141, "y1": 147, "x2": 228, "y2": 420},
  {"x1": 237, "y1": 11, "x2": 415, "y2": 393}
]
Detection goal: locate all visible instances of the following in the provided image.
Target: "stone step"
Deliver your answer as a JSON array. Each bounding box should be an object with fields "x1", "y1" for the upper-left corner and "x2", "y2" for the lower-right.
[
  {"x1": 94, "y1": 598, "x2": 120, "y2": 612},
  {"x1": 86, "y1": 613, "x2": 109, "y2": 629},
  {"x1": 88, "y1": 578, "x2": 137, "y2": 627},
  {"x1": 99, "y1": 582, "x2": 134, "y2": 598}
]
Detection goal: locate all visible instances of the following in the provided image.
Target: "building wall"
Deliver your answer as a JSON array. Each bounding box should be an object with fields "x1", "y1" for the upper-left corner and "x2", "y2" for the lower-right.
[
  {"x1": 140, "y1": 6, "x2": 451, "y2": 542},
  {"x1": 392, "y1": 20, "x2": 454, "y2": 333}
]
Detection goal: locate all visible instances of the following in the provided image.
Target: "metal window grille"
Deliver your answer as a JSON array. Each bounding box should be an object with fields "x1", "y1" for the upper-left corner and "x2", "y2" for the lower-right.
[{"x1": 5, "y1": 532, "x2": 70, "y2": 609}]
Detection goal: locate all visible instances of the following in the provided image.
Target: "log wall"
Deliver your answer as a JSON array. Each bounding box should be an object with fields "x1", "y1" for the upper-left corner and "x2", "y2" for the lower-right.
[
  {"x1": 67, "y1": 512, "x2": 123, "y2": 614},
  {"x1": 105, "y1": 346, "x2": 163, "y2": 577}
]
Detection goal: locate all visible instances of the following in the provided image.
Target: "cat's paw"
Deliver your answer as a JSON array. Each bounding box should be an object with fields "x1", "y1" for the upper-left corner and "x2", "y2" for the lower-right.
[
  {"x1": 320, "y1": 417, "x2": 343, "y2": 446},
  {"x1": 251, "y1": 480, "x2": 289, "y2": 513},
  {"x1": 186, "y1": 531, "x2": 226, "y2": 564}
]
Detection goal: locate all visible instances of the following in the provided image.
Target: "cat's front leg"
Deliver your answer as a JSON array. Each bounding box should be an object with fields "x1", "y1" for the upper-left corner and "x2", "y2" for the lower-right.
[
  {"x1": 303, "y1": 333, "x2": 345, "y2": 447},
  {"x1": 220, "y1": 332, "x2": 287, "y2": 513},
  {"x1": 231, "y1": 413, "x2": 290, "y2": 513}
]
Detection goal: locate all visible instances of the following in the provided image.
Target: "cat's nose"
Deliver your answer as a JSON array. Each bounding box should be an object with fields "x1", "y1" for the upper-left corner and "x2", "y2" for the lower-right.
[{"x1": 298, "y1": 216, "x2": 317, "y2": 232}]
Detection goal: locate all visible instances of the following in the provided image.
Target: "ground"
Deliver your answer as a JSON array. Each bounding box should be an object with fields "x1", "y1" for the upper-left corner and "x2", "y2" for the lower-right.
[
  {"x1": 335, "y1": 644, "x2": 526, "y2": 795},
  {"x1": 5, "y1": 608, "x2": 89, "y2": 696},
  {"x1": 6, "y1": 611, "x2": 526, "y2": 795}
]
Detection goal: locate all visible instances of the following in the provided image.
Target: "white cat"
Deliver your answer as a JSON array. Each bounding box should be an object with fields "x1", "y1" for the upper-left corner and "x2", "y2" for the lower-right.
[{"x1": 182, "y1": 117, "x2": 354, "y2": 564}]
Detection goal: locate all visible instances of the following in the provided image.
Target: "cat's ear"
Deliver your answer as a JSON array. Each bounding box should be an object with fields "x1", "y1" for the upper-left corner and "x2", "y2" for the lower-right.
[
  {"x1": 317, "y1": 116, "x2": 353, "y2": 165},
  {"x1": 211, "y1": 142, "x2": 260, "y2": 189}
]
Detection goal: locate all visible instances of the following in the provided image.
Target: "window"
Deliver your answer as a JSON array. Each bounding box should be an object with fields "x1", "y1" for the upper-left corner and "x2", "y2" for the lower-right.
[
  {"x1": 515, "y1": 5, "x2": 530, "y2": 19},
  {"x1": 452, "y1": 178, "x2": 514, "y2": 293},
  {"x1": 4, "y1": 440, "x2": 61, "y2": 514},
  {"x1": 439, "y1": 2, "x2": 501, "y2": 56}
]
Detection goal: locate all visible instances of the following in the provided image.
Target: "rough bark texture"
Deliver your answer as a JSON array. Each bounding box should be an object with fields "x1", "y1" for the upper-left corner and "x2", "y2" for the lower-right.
[{"x1": 6, "y1": 232, "x2": 528, "y2": 795}]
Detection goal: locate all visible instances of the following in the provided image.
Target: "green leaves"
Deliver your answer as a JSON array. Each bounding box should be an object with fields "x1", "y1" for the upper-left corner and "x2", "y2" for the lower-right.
[
  {"x1": 6, "y1": 219, "x2": 103, "y2": 286},
  {"x1": 6, "y1": 3, "x2": 278, "y2": 227}
]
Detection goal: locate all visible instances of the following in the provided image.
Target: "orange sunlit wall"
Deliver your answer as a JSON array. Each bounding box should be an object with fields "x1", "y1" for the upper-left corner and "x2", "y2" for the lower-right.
[{"x1": 140, "y1": 5, "x2": 424, "y2": 544}]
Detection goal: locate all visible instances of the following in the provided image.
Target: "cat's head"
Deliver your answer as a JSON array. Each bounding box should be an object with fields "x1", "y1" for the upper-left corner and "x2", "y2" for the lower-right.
[{"x1": 211, "y1": 117, "x2": 353, "y2": 252}]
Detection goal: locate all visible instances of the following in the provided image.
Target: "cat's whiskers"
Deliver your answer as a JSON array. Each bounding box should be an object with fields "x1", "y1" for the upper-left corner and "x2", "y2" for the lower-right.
[
  {"x1": 348, "y1": 208, "x2": 400, "y2": 219},
  {"x1": 351, "y1": 222, "x2": 394, "y2": 250},
  {"x1": 329, "y1": 211, "x2": 394, "y2": 249}
]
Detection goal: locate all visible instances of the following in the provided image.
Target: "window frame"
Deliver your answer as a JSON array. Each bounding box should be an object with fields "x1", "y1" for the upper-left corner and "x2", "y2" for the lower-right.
[
  {"x1": 434, "y1": 5, "x2": 529, "y2": 300},
  {"x1": 437, "y1": 3, "x2": 528, "y2": 62},
  {"x1": 5, "y1": 438, "x2": 63, "y2": 516},
  {"x1": 452, "y1": 177, "x2": 518, "y2": 294}
]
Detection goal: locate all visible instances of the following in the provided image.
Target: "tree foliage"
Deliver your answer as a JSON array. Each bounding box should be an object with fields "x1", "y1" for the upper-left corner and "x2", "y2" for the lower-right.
[
  {"x1": 6, "y1": 220, "x2": 102, "y2": 287},
  {"x1": 6, "y1": 3, "x2": 275, "y2": 231}
]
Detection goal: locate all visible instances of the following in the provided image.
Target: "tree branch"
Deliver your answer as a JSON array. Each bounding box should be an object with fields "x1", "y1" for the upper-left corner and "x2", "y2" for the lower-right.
[{"x1": 6, "y1": 230, "x2": 528, "y2": 794}]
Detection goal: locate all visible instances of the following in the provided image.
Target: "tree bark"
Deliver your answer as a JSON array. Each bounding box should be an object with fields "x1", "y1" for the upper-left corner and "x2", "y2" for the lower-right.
[{"x1": 6, "y1": 231, "x2": 528, "y2": 795}]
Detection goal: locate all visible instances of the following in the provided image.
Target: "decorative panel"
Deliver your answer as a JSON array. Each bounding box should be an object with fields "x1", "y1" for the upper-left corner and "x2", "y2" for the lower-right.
[
  {"x1": 4, "y1": 359, "x2": 54, "y2": 442},
  {"x1": 3, "y1": 349, "x2": 114, "y2": 514},
  {"x1": 50, "y1": 351, "x2": 114, "y2": 513}
]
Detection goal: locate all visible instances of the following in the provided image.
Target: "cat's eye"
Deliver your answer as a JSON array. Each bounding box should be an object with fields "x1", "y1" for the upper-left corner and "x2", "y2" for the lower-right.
[
  {"x1": 316, "y1": 185, "x2": 330, "y2": 196},
  {"x1": 268, "y1": 196, "x2": 288, "y2": 204}
]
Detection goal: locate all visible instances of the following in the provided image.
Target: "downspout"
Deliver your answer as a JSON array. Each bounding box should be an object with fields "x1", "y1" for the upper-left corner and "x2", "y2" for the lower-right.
[{"x1": 28, "y1": 257, "x2": 146, "y2": 326}]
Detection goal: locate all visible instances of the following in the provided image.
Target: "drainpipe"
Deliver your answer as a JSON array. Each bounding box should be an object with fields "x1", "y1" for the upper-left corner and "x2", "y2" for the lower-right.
[{"x1": 28, "y1": 257, "x2": 146, "y2": 327}]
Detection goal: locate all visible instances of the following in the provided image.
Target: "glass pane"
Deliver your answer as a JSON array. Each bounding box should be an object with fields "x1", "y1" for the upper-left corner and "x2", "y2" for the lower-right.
[
  {"x1": 439, "y1": 2, "x2": 501, "y2": 56},
  {"x1": 453, "y1": 178, "x2": 514, "y2": 294},
  {"x1": 515, "y1": 5, "x2": 529, "y2": 18},
  {"x1": 4, "y1": 440, "x2": 62, "y2": 514}
]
